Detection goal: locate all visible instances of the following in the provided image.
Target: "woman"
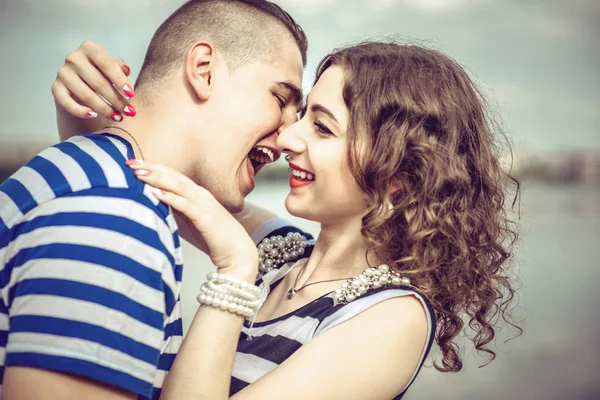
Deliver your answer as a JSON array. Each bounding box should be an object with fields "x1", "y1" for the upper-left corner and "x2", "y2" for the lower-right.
[{"x1": 53, "y1": 40, "x2": 520, "y2": 399}]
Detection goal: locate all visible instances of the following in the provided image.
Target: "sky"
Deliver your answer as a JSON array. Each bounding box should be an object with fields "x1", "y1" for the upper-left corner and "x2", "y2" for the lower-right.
[{"x1": 0, "y1": 0, "x2": 598, "y2": 154}]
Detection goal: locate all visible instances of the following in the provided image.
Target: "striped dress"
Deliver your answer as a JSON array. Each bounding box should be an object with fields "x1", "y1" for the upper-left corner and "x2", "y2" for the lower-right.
[
  {"x1": 0, "y1": 134, "x2": 183, "y2": 400},
  {"x1": 231, "y1": 221, "x2": 437, "y2": 399}
]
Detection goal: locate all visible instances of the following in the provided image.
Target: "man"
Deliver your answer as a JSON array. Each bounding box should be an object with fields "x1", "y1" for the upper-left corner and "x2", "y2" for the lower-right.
[{"x1": 0, "y1": 1, "x2": 306, "y2": 399}]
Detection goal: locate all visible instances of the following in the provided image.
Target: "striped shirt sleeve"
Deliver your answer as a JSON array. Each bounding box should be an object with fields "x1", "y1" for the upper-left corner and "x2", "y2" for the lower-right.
[{"x1": 1, "y1": 187, "x2": 176, "y2": 398}]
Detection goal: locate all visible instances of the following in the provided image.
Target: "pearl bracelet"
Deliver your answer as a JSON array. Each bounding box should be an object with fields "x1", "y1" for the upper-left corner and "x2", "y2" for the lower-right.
[
  {"x1": 197, "y1": 272, "x2": 261, "y2": 318},
  {"x1": 207, "y1": 272, "x2": 260, "y2": 294}
]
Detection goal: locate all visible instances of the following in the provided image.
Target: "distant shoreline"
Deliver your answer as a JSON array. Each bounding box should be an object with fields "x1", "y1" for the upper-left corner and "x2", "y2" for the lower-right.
[{"x1": 2, "y1": 139, "x2": 599, "y2": 187}]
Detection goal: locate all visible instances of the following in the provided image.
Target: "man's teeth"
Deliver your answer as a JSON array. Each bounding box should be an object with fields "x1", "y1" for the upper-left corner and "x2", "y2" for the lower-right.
[
  {"x1": 291, "y1": 168, "x2": 315, "y2": 181},
  {"x1": 251, "y1": 146, "x2": 274, "y2": 163}
]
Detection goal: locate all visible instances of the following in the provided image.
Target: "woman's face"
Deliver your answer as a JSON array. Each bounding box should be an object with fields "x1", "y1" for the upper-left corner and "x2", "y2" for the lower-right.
[{"x1": 276, "y1": 66, "x2": 369, "y2": 224}]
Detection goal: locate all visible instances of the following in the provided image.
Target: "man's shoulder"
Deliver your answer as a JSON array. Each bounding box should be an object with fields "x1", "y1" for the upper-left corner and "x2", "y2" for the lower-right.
[
  {"x1": 39, "y1": 133, "x2": 138, "y2": 194},
  {"x1": 0, "y1": 134, "x2": 170, "y2": 233}
]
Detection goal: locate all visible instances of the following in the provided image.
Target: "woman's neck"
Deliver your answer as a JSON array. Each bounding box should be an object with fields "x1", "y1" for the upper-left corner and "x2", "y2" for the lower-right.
[{"x1": 297, "y1": 217, "x2": 378, "y2": 287}]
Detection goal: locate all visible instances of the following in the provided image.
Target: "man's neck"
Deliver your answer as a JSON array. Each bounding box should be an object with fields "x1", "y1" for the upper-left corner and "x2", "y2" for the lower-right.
[{"x1": 102, "y1": 101, "x2": 188, "y2": 176}]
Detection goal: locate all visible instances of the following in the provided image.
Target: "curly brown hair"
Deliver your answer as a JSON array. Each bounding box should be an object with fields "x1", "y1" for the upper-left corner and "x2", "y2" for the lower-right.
[{"x1": 315, "y1": 41, "x2": 521, "y2": 372}]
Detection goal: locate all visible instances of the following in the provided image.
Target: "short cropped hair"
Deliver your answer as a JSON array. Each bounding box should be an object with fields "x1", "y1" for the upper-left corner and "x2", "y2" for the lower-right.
[{"x1": 136, "y1": 0, "x2": 307, "y2": 98}]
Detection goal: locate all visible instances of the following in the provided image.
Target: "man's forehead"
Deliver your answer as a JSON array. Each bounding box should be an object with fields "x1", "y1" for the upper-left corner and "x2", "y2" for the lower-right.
[{"x1": 271, "y1": 38, "x2": 304, "y2": 86}]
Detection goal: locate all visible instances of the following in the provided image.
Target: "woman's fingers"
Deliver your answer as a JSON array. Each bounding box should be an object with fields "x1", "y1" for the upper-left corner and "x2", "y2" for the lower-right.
[
  {"x1": 53, "y1": 40, "x2": 135, "y2": 120},
  {"x1": 151, "y1": 189, "x2": 206, "y2": 227},
  {"x1": 79, "y1": 40, "x2": 136, "y2": 100},
  {"x1": 51, "y1": 79, "x2": 98, "y2": 119},
  {"x1": 126, "y1": 161, "x2": 258, "y2": 271},
  {"x1": 117, "y1": 57, "x2": 131, "y2": 77},
  {"x1": 56, "y1": 66, "x2": 122, "y2": 121},
  {"x1": 131, "y1": 162, "x2": 217, "y2": 233},
  {"x1": 70, "y1": 54, "x2": 131, "y2": 116},
  {"x1": 127, "y1": 161, "x2": 206, "y2": 200},
  {"x1": 74, "y1": 65, "x2": 131, "y2": 118}
]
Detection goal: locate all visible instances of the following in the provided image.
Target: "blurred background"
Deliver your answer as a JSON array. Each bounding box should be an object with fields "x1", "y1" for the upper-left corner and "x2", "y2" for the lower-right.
[{"x1": 1, "y1": 0, "x2": 599, "y2": 398}]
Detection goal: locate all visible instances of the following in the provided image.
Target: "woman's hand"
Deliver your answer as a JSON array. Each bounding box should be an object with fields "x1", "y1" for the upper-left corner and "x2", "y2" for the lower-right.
[
  {"x1": 126, "y1": 160, "x2": 259, "y2": 281},
  {"x1": 52, "y1": 40, "x2": 135, "y2": 122}
]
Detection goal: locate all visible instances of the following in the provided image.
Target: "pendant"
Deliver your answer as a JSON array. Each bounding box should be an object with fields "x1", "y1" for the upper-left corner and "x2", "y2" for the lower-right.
[{"x1": 287, "y1": 288, "x2": 297, "y2": 300}]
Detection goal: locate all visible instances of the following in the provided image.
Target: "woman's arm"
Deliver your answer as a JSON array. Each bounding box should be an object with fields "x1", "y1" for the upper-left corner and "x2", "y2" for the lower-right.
[
  {"x1": 232, "y1": 296, "x2": 428, "y2": 400},
  {"x1": 160, "y1": 282, "x2": 252, "y2": 400},
  {"x1": 162, "y1": 288, "x2": 428, "y2": 400},
  {"x1": 131, "y1": 162, "x2": 429, "y2": 400}
]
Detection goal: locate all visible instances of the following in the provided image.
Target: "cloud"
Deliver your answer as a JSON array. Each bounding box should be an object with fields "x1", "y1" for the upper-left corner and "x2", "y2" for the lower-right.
[
  {"x1": 21, "y1": 0, "x2": 179, "y2": 10},
  {"x1": 369, "y1": 0, "x2": 397, "y2": 11},
  {"x1": 400, "y1": 0, "x2": 489, "y2": 12},
  {"x1": 491, "y1": 84, "x2": 532, "y2": 109},
  {"x1": 489, "y1": 83, "x2": 600, "y2": 122},
  {"x1": 277, "y1": 0, "x2": 341, "y2": 12}
]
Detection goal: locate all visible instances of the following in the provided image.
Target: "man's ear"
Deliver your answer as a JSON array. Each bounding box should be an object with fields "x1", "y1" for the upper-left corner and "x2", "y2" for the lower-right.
[{"x1": 185, "y1": 41, "x2": 217, "y2": 101}]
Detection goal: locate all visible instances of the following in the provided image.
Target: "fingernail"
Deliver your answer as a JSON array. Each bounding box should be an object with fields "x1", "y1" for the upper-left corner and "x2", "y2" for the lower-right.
[
  {"x1": 123, "y1": 63, "x2": 131, "y2": 73},
  {"x1": 123, "y1": 105, "x2": 137, "y2": 117},
  {"x1": 111, "y1": 112, "x2": 123, "y2": 122},
  {"x1": 122, "y1": 84, "x2": 135, "y2": 98},
  {"x1": 151, "y1": 188, "x2": 164, "y2": 196},
  {"x1": 126, "y1": 159, "x2": 143, "y2": 166},
  {"x1": 135, "y1": 169, "x2": 149, "y2": 176},
  {"x1": 86, "y1": 111, "x2": 98, "y2": 119}
]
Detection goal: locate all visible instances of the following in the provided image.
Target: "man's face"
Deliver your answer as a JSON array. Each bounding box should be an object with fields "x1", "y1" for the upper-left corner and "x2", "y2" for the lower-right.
[{"x1": 191, "y1": 38, "x2": 304, "y2": 212}]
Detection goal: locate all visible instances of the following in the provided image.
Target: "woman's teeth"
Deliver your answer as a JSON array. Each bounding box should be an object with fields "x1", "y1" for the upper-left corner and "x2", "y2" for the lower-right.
[{"x1": 291, "y1": 168, "x2": 315, "y2": 181}]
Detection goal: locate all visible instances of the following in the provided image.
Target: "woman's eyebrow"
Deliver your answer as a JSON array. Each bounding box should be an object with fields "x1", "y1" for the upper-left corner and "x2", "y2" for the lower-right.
[{"x1": 311, "y1": 103, "x2": 339, "y2": 125}]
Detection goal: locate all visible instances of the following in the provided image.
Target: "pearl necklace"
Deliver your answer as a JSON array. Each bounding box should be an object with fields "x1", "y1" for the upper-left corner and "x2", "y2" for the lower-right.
[
  {"x1": 333, "y1": 263, "x2": 411, "y2": 305},
  {"x1": 257, "y1": 232, "x2": 309, "y2": 273},
  {"x1": 257, "y1": 233, "x2": 412, "y2": 306}
]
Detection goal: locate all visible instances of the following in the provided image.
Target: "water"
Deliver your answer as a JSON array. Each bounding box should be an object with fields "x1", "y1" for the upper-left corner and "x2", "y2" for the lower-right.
[{"x1": 178, "y1": 182, "x2": 600, "y2": 399}]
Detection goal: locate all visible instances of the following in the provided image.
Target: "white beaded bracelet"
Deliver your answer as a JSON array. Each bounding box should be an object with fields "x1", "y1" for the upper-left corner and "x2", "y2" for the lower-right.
[
  {"x1": 207, "y1": 272, "x2": 261, "y2": 295},
  {"x1": 197, "y1": 272, "x2": 261, "y2": 318}
]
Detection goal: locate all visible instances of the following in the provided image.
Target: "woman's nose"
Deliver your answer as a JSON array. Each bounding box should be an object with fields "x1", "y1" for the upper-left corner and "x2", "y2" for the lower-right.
[{"x1": 276, "y1": 120, "x2": 306, "y2": 154}]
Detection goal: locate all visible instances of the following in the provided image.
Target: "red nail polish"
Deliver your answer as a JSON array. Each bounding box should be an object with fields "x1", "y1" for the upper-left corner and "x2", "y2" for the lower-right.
[
  {"x1": 86, "y1": 111, "x2": 98, "y2": 119},
  {"x1": 111, "y1": 112, "x2": 123, "y2": 122},
  {"x1": 122, "y1": 84, "x2": 135, "y2": 98},
  {"x1": 126, "y1": 159, "x2": 142, "y2": 166},
  {"x1": 123, "y1": 105, "x2": 137, "y2": 117},
  {"x1": 135, "y1": 169, "x2": 149, "y2": 176},
  {"x1": 123, "y1": 63, "x2": 131, "y2": 73}
]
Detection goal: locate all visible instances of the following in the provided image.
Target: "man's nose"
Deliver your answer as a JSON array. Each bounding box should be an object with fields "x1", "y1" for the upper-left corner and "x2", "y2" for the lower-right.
[{"x1": 278, "y1": 108, "x2": 299, "y2": 135}]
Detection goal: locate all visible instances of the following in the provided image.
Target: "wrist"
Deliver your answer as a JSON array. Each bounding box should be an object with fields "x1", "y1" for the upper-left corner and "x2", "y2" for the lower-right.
[
  {"x1": 198, "y1": 271, "x2": 262, "y2": 318},
  {"x1": 218, "y1": 265, "x2": 257, "y2": 284}
]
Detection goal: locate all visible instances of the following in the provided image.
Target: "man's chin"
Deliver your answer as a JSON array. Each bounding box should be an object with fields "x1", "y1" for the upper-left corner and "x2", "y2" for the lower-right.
[
  {"x1": 228, "y1": 201, "x2": 245, "y2": 214},
  {"x1": 222, "y1": 193, "x2": 245, "y2": 214}
]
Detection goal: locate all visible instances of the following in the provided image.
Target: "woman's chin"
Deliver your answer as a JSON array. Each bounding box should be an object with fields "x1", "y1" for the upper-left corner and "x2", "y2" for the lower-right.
[
  {"x1": 285, "y1": 198, "x2": 317, "y2": 222},
  {"x1": 284, "y1": 203, "x2": 306, "y2": 219}
]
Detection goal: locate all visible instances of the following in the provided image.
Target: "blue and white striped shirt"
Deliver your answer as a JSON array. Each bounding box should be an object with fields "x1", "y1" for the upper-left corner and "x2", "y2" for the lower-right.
[{"x1": 0, "y1": 134, "x2": 183, "y2": 399}]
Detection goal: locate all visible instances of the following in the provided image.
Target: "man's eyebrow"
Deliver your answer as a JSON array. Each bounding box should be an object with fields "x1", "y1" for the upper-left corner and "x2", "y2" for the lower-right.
[
  {"x1": 277, "y1": 81, "x2": 303, "y2": 107},
  {"x1": 311, "y1": 103, "x2": 339, "y2": 125}
]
